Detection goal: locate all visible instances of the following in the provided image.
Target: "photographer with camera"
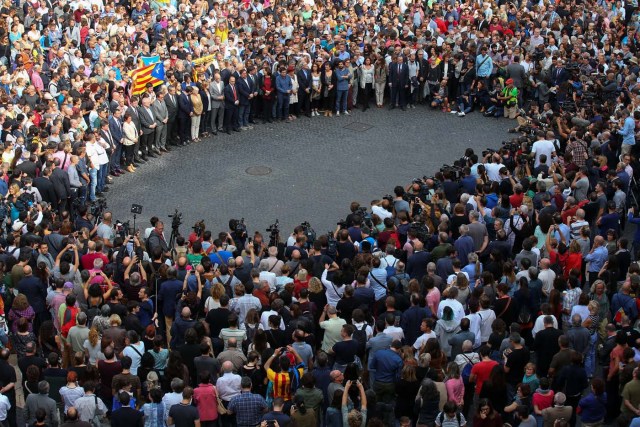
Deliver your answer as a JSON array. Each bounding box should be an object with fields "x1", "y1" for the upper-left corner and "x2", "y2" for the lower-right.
[{"x1": 147, "y1": 220, "x2": 171, "y2": 259}]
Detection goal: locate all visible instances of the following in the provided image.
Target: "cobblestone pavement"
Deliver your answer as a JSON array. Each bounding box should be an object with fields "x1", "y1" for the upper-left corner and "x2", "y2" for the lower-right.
[{"x1": 104, "y1": 107, "x2": 512, "y2": 237}]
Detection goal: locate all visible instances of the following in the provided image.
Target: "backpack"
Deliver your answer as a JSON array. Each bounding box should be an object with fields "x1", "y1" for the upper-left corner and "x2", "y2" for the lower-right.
[
  {"x1": 288, "y1": 363, "x2": 304, "y2": 394},
  {"x1": 352, "y1": 323, "x2": 368, "y2": 359},
  {"x1": 389, "y1": 273, "x2": 410, "y2": 295},
  {"x1": 385, "y1": 258, "x2": 398, "y2": 278},
  {"x1": 86, "y1": 305, "x2": 101, "y2": 327},
  {"x1": 460, "y1": 354, "x2": 476, "y2": 386},
  {"x1": 518, "y1": 304, "x2": 532, "y2": 325},
  {"x1": 438, "y1": 411, "x2": 463, "y2": 426},
  {"x1": 61, "y1": 305, "x2": 79, "y2": 338}
]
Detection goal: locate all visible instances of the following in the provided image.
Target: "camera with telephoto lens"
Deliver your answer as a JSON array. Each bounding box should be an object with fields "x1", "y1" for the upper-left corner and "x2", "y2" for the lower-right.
[
  {"x1": 409, "y1": 221, "x2": 430, "y2": 243},
  {"x1": 232, "y1": 218, "x2": 246, "y2": 237},
  {"x1": 336, "y1": 219, "x2": 348, "y2": 229}
]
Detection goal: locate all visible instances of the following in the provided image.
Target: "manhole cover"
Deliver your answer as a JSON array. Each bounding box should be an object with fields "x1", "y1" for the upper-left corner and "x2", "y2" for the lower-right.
[
  {"x1": 245, "y1": 166, "x2": 272, "y2": 176},
  {"x1": 343, "y1": 122, "x2": 373, "y2": 132}
]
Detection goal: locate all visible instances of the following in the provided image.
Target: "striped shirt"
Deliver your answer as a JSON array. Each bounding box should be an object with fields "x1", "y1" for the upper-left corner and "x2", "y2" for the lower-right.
[{"x1": 266, "y1": 367, "x2": 304, "y2": 401}]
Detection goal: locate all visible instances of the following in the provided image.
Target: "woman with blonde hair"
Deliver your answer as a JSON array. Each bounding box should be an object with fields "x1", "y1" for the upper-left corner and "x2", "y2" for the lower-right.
[
  {"x1": 204, "y1": 282, "x2": 226, "y2": 312},
  {"x1": 342, "y1": 380, "x2": 367, "y2": 427},
  {"x1": 83, "y1": 326, "x2": 104, "y2": 365},
  {"x1": 190, "y1": 86, "x2": 203, "y2": 142}
]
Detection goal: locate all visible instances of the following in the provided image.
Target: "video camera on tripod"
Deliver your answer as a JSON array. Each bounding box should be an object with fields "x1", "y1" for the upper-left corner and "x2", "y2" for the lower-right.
[
  {"x1": 266, "y1": 219, "x2": 280, "y2": 247},
  {"x1": 300, "y1": 221, "x2": 316, "y2": 249},
  {"x1": 168, "y1": 209, "x2": 183, "y2": 248}
]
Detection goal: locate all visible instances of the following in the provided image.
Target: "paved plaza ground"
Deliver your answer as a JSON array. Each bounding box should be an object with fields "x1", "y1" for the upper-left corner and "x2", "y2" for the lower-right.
[{"x1": 105, "y1": 107, "x2": 513, "y2": 237}]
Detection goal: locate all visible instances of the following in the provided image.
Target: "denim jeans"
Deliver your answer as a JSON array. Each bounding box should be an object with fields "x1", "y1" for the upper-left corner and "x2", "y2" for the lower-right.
[
  {"x1": 97, "y1": 163, "x2": 108, "y2": 193},
  {"x1": 277, "y1": 93, "x2": 290, "y2": 120},
  {"x1": 336, "y1": 89, "x2": 348, "y2": 112},
  {"x1": 89, "y1": 168, "x2": 98, "y2": 201},
  {"x1": 238, "y1": 105, "x2": 250, "y2": 127}
]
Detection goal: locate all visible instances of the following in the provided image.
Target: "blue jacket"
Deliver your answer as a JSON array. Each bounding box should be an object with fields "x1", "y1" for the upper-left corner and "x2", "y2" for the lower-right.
[
  {"x1": 611, "y1": 292, "x2": 638, "y2": 321},
  {"x1": 370, "y1": 349, "x2": 403, "y2": 383},
  {"x1": 476, "y1": 54, "x2": 493, "y2": 77},
  {"x1": 275, "y1": 74, "x2": 292, "y2": 95},
  {"x1": 335, "y1": 67, "x2": 350, "y2": 91},
  {"x1": 619, "y1": 116, "x2": 636, "y2": 146},
  {"x1": 158, "y1": 279, "x2": 183, "y2": 318},
  {"x1": 578, "y1": 392, "x2": 607, "y2": 423}
]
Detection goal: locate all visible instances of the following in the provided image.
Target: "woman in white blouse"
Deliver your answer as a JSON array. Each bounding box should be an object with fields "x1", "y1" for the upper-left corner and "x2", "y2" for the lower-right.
[
  {"x1": 122, "y1": 113, "x2": 139, "y2": 173},
  {"x1": 359, "y1": 57, "x2": 375, "y2": 111}
]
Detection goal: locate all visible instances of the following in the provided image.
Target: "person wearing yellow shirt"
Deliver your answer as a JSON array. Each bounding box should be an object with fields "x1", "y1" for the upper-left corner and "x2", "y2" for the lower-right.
[{"x1": 264, "y1": 345, "x2": 305, "y2": 408}]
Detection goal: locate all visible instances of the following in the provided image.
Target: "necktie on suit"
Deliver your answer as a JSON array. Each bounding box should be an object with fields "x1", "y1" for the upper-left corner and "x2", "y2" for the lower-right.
[{"x1": 232, "y1": 85, "x2": 237, "y2": 101}]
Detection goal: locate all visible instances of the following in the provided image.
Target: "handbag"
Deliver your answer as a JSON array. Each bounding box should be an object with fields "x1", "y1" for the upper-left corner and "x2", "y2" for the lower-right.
[{"x1": 215, "y1": 387, "x2": 228, "y2": 415}]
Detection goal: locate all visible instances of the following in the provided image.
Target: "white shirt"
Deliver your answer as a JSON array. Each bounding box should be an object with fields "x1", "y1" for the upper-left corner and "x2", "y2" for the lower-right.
[
  {"x1": 0, "y1": 394, "x2": 10, "y2": 421},
  {"x1": 259, "y1": 309, "x2": 285, "y2": 330},
  {"x1": 258, "y1": 271, "x2": 277, "y2": 291},
  {"x1": 384, "y1": 325, "x2": 405, "y2": 342},
  {"x1": 531, "y1": 139, "x2": 556, "y2": 167},
  {"x1": 413, "y1": 331, "x2": 437, "y2": 353},
  {"x1": 371, "y1": 205, "x2": 393, "y2": 220},
  {"x1": 478, "y1": 308, "x2": 496, "y2": 343},
  {"x1": 216, "y1": 372, "x2": 242, "y2": 402},
  {"x1": 162, "y1": 392, "x2": 183, "y2": 426},
  {"x1": 483, "y1": 162, "x2": 502, "y2": 182}
]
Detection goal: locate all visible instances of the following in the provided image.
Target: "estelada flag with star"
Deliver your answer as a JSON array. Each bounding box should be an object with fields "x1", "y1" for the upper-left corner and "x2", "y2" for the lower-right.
[{"x1": 131, "y1": 62, "x2": 165, "y2": 95}]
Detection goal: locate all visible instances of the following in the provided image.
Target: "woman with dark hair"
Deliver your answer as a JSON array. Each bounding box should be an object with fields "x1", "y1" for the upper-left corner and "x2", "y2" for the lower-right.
[
  {"x1": 494, "y1": 283, "x2": 517, "y2": 326},
  {"x1": 163, "y1": 351, "x2": 189, "y2": 392},
  {"x1": 291, "y1": 393, "x2": 316, "y2": 426},
  {"x1": 325, "y1": 389, "x2": 344, "y2": 426},
  {"x1": 473, "y1": 398, "x2": 504, "y2": 427},
  {"x1": 423, "y1": 338, "x2": 447, "y2": 380},
  {"x1": 504, "y1": 383, "x2": 532, "y2": 421},
  {"x1": 193, "y1": 371, "x2": 218, "y2": 426},
  {"x1": 415, "y1": 377, "x2": 440, "y2": 427},
  {"x1": 8, "y1": 293, "x2": 34, "y2": 333},
  {"x1": 12, "y1": 317, "x2": 36, "y2": 358},
  {"x1": 321, "y1": 61, "x2": 337, "y2": 116},
  {"x1": 479, "y1": 365, "x2": 509, "y2": 418}
]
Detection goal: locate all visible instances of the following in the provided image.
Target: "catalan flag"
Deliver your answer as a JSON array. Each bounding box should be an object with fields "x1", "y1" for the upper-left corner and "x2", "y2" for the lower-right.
[
  {"x1": 131, "y1": 62, "x2": 165, "y2": 95},
  {"x1": 140, "y1": 55, "x2": 161, "y2": 66}
]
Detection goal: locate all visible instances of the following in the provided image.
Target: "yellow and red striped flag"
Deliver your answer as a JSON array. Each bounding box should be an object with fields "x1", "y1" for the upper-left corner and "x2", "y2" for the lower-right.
[{"x1": 131, "y1": 62, "x2": 165, "y2": 95}]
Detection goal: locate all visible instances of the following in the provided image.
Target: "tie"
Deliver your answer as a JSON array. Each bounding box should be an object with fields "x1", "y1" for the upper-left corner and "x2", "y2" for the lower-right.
[
  {"x1": 398, "y1": 64, "x2": 401, "y2": 75},
  {"x1": 171, "y1": 94, "x2": 175, "y2": 104},
  {"x1": 232, "y1": 85, "x2": 237, "y2": 101}
]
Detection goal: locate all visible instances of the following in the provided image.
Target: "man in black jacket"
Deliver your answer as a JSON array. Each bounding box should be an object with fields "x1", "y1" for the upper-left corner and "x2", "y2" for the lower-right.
[
  {"x1": 50, "y1": 158, "x2": 71, "y2": 212},
  {"x1": 33, "y1": 167, "x2": 58, "y2": 207},
  {"x1": 297, "y1": 61, "x2": 312, "y2": 117},
  {"x1": 111, "y1": 392, "x2": 143, "y2": 427}
]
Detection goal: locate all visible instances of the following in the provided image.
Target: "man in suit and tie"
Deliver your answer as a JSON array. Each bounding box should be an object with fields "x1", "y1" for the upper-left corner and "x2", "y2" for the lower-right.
[
  {"x1": 507, "y1": 55, "x2": 527, "y2": 104},
  {"x1": 137, "y1": 95, "x2": 157, "y2": 160},
  {"x1": 152, "y1": 90, "x2": 170, "y2": 153},
  {"x1": 209, "y1": 72, "x2": 225, "y2": 135},
  {"x1": 237, "y1": 68, "x2": 254, "y2": 130},
  {"x1": 223, "y1": 75, "x2": 241, "y2": 134},
  {"x1": 177, "y1": 86, "x2": 194, "y2": 145},
  {"x1": 297, "y1": 60, "x2": 312, "y2": 117},
  {"x1": 388, "y1": 55, "x2": 409, "y2": 110},
  {"x1": 125, "y1": 97, "x2": 144, "y2": 165},
  {"x1": 248, "y1": 66, "x2": 260, "y2": 124},
  {"x1": 108, "y1": 108, "x2": 124, "y2": 175},
  {"x1": 164, "y1": 85, "x2": 179, "y2": 146},
  {"x1": 98, "y1": 119, "x2": 116, "y2": 180},
  {"x1": 49, "y1": 158, "x2": 71, "y2": 213}
]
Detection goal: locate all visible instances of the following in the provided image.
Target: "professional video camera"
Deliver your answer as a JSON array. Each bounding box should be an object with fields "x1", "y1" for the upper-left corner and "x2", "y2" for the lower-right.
[
  {"x1": 354, "y1": 206, "x2": 373, "y2": 229},
  {"x1": 482, "y1": 148, "x2": 496, "y2": 158},
  {"x1": 300, "y1": 221, "x2": 316, "y2": 249},
  {"x1": 168, "y1": 209, "x2": 182, "y2": 231},
  {"x1": 409, "y1": 221, "x2": 430, "y2": 243},
  {"x1": 234, "y1": 218, "x2": 247, "y2": 237},
  {"x1": 336, "y1": 219, "x2": 348, "y2": 229},
  {"x1": 266, "y1": 219, "x2": 280, "y2": 247},
  {"x1": 91, "y1": 199, "x2": 108, "y2": 224},
  {"x1": 114, "y1": 220, "x2": 131, "y2": 238},
  {"x1": 326, "y1": 231, "x2": 338, "y2": 258},
  {"x1": 382, "y1": 194, "x2": 394, "y2": 203},
  {"x1": 440, "y1": 164, "x2": 463, "y2": 180}
]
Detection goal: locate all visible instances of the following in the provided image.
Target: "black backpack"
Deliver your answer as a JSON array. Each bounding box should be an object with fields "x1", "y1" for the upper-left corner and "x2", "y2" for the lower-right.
[
  {"x1": 438, "y1": 411, "x2": 462, "y2": 426},
  {"x1": 352, "y1": 323, "x2": 368, "y2": 359}
]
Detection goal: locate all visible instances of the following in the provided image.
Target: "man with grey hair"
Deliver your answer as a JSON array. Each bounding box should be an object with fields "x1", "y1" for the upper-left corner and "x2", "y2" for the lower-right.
[
  {"x1": 67, "y1": 311, "x2": 89, "y2": 353},
  {"x1": 152, "y1": 89, "x2": 169, "y2": 153},
  {"x1": 454, "y1": 224, "x2": 474, "y2": 267},
  {"x1": 467, "y1": 210, "x2": 489, "y2": 253},
  {"x1": 566, "y1": 313, "x2": 590, "y2": 354},
  {"x1": 257, "y1": 259, "x2": 277, "y2": 290},
  {"x1": 25, "y1": 381, "x2": 58, "y2": 427},
  {"x1": 263, "y1": 246, "x2": 283, "y2": 276},
  {"x1": 217, "y1": 338, "x2": 247, "y2": 372},
  {"x1": 216, "y1": 361, "x2": 242, "y2": 419},
  {"x1": 162, "y1": 378, "x2": 185, "y2": 427}
]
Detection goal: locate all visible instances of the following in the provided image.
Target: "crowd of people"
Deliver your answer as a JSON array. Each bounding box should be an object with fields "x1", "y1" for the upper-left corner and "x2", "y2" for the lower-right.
[{"x1": 3, "y1": 0, "x2": 640, "y2": 426}]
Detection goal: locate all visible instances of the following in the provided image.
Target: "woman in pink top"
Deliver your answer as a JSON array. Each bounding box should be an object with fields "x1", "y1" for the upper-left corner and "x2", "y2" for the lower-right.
[
  {"x1": 425, "y1": 277, "x2": 441, "y2": 316},
  {"x1": 445, "y1": 362, "x2": 464, "y2": 408},
  {"x1": 193, "y1": 372, "x2": 219, "y2": 424},
  {"x1": 532, "y1": 377, "x2": 555, "y2": 425}
]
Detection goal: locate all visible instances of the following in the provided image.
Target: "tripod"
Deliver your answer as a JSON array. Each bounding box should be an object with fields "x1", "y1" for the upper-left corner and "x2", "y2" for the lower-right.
[{"x1": 169, "y1": 223, "x2": 180, "y2": 250}]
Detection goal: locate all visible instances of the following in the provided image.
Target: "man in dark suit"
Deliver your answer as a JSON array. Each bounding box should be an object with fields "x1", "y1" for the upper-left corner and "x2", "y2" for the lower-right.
[
  {"x1": 50, "y1": 158, "x2": 71, "y2": 212},
  {"x1": 507, "y1": 56, "x2": 527, "y2": 103},
  {"x1": 297, "y1": 61, "x2": 312, "y2": 117},
  {"x1": 223, "y1": 76, "x2": 240, "y2": 134},
  {"x1": 388, "y1": 55, "x2": 409, "y2": 110},
  {"x1": 406, "y1": 240, "x2": 430, "y2": 280},
  {"x1": 152, "y1": 91, "x2": 169, "y2": 153},
  {"x1": 137, "y1": 95, "x2": 157, "y2": 159},
  {"x1": 177, "y1": 86, "x2": 193, "y2": 145},
  {"x1": 125, "y1": 97, "x2": 144, "y2": 164},
  {"x1": 248, "y1": 67, "x2": 260, "y2": 124},
  {"x1": 108, "y1": 109, "x2": 124, "y2": 174},
  {"x1": 111, "y1": 392, "x2": 143, "y2": 427},
  {"x1": 33, "y1": 168, "x2": 58, "y2": 206},
  {"x1": 237, "y1": 68, "x2": 254, "y2": 130},
  {"x1": 98, "y1": 120, "x2": 116, "y2": 178},
  {"x1": 164, "y1": 85, "x2": 179, "y2": 146}
]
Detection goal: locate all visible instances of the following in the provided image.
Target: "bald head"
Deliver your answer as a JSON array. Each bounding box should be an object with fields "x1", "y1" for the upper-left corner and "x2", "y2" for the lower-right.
[
  {"x1": 222, "y1": 361, "x2": 234, "y2": 373},
  {"x1": 67, "y1": 407, "x2": 78, "y2": 421},
  {"x1": 228, "y1": 338, "x2": 238, "y2": 348},
  {"x1": 235, "y1": 256, "x2": 244, "y2": 267},
  {"x1": 181, "y1": 307, "x2": 191, "y2": 319},
  {"x1": 23, "y1": 265, "x2": 32, "y2": 276}
]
